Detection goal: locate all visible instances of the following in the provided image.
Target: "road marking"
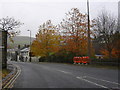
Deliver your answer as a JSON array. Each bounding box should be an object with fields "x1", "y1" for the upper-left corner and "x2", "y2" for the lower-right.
[
  {"x1": 9, "y1": 64, "x2": 21, "y2": 88},
  {"x1": 3, "y1": 64, "x2": 21, "y2": 88},
  {"x1": 57, "y1": 70, "x2": 71, "y2": 74},
  {"x1": 84, "y1": 76, "x2": 120, "y2": 86},
  {"x1": 76, "y1": 76, "x2": 108, "y2": 88}
]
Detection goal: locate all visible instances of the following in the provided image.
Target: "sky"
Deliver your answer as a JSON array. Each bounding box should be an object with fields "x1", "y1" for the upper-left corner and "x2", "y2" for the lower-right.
[{"x1": 0, "y1": 0, "x2": 119, "y2": 37}]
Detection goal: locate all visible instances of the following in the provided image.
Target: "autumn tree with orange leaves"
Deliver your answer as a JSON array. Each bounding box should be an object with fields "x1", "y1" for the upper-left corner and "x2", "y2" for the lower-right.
[
  {"x1": 31, "y1": 8, "x2": 96, "y2": 63},
  {"x1": 59, "y1": 8, "x2": 94, "y2": 56},
  {"x1": 31, "y1": 20, "x2": 62, "y2": 57}
]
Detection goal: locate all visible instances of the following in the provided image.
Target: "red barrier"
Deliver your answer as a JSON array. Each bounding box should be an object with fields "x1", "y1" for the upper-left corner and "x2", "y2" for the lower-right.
[
  {"x1": 82, "y1": 56, "x2": 90, "y2": 64},
  {"x1": 73, "y1": 56, "x2": 90, "y2": 64}
]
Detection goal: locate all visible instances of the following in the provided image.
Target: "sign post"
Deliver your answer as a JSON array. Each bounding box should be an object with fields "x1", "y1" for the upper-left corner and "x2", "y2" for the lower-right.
[
  {"x1": 0, "y1": 31, "x2": 2, "y2": 67},
  {"x1": 0, "y1": 31, "x2": 7, "y2": 69}
]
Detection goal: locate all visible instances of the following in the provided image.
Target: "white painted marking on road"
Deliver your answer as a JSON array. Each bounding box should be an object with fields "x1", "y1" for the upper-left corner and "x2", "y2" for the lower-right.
[
  {"x1": 76, "y1": 76, "x2": 108, "y2": 88},
  {"x1": 84, "y1": 76, "x2": 120, "y2": 85},
  {"x1": 57, "y1": 70, "x2": 71, "y2": 74}
]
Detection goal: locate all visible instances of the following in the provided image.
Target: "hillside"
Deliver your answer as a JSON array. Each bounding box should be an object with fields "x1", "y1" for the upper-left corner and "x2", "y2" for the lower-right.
[{"x1": 8, "y1": 36, "x2": 35, "y2": 48}]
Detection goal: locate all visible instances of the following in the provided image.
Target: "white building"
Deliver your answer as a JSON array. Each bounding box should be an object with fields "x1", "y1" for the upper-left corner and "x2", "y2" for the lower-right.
[
  {"x1": 19, "y1": 47, "x2": 30, "y2": 62},
  {"x1": 19, "y1": 47, "x2": 40, "y2": 62}
]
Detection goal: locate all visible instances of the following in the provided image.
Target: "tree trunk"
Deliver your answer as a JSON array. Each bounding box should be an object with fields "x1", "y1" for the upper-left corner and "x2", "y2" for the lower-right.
[
  {"x1": 108, "y1": 50, "x2": 112, "y2": 61},
  {"x1": 2, "y1": 31, "x2": 7, "y2": 69}
]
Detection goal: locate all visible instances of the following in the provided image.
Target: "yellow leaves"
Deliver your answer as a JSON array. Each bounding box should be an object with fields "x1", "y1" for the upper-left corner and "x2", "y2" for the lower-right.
[
  {"x1": 32, "y1": 8, "x2": 96, "y2": 57},
  {"x1": 31, "y1": 20, "x2": 61, "y2": 57}
]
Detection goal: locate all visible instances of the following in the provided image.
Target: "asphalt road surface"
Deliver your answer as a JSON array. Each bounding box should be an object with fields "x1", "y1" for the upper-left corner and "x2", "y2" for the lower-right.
[{"x1": 10, "y1": 61, "x2": 119, "y2": 89}]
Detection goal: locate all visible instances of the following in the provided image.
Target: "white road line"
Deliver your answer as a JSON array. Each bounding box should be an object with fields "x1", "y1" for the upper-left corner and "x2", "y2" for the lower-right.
[
  {"x1": 57, "y1": 70, "x2": 71, "y2": 74},
  {"x1": 76, "y1": 76, "x2": 108, "y2": 88},
  {"x1": 84, "y1": 76, "x2": 120, "y2": 85}
]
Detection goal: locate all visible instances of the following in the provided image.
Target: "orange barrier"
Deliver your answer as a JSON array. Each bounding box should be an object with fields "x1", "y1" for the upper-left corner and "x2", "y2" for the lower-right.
[{"x1": 73, "y1": 56, "x2": 90, "y2": 64}]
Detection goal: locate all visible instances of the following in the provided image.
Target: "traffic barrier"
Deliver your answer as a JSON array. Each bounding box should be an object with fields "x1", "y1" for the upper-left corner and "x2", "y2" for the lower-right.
[{"x1": 73, "y1": 56, "x2": 90, "y2": 65}]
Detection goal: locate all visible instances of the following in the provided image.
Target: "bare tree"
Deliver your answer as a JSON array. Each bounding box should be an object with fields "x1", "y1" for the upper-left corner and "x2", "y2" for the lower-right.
[
  {"x1": 0, "y1": 16, "x2": 22, "y2": 69},
  {"x1": 95, "y1": 11, "x2": 118, "y2": 59}
]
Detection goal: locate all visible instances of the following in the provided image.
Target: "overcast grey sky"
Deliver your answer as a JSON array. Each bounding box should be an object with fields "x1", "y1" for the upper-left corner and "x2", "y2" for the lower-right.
[{"x1": 0, "y1": 0, "x2": 119, "y2": 37}]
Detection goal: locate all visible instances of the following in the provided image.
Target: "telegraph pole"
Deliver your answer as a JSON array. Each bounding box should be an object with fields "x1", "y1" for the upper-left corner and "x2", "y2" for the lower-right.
[{"x1": 87, "y1": 0, "x2": 91, "y2": 58}]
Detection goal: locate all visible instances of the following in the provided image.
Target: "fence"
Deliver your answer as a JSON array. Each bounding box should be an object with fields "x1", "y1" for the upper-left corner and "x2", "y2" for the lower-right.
[{"x1": 91, "y1": 58, "x2": 119, "y2": 66}]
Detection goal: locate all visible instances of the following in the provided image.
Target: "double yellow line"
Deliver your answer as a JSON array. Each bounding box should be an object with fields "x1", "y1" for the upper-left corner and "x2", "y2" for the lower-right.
[{"x1": 2, "y1": 64, "x2": 21, "y2": 89}]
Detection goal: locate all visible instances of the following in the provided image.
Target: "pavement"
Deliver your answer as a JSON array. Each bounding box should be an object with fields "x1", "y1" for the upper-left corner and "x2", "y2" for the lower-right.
[{"x1": 9, "y1": 61, "x2": 120, "y2": 89}]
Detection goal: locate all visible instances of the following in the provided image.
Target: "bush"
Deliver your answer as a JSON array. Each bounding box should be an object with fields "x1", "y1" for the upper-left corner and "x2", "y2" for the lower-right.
[
  {"x1": 39, "y1": 56, "x2": 46, "y2": 62},
  {"x1": 40, "y1": 51, "x2": 76, "y2": 63}
]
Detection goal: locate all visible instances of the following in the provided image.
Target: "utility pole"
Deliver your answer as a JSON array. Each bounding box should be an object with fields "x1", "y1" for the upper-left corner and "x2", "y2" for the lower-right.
[
  {"x1": 87, "y1": 0, "x2": 91, "y2": 58},
  {"x1": 27, "y1": 30, "x2": 32, "y2": 62}
]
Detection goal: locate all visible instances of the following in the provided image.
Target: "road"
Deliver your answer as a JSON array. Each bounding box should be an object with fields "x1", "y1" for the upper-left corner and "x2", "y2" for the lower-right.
[{"x1": 10, "y1": 61, "x2": 119, "y2": 89}]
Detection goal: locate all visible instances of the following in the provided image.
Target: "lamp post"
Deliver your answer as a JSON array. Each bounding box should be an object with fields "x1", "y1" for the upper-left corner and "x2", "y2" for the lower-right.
[
  {"x1": 87, "y1": 0, "x2": 91, "y2": 58},
  {"x1": 27, "y1": 30, "x2": 31, "y2": 62}
]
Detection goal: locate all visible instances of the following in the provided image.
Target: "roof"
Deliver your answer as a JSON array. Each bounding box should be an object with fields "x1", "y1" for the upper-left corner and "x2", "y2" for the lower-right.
[
  {"x1": 20, "y1": 47, "x2": 30, "y2": 52},
  {"x1": 95, "y1": 55, "x2": 104, "y2": 56}
]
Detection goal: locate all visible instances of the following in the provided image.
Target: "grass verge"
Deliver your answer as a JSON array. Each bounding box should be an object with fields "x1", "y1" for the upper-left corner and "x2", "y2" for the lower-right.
[
  {"x1": 2, "y1": 69, "x2": 11, "y2": 78},
  {"x1": 75, "y1": 63, "x2": 119, "y2": 70},
  {"x1": 31, "y1": 61, "x2": 119, "y2": 70}
]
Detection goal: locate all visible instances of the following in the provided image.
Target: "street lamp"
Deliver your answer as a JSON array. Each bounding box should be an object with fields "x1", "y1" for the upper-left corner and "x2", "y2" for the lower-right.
[{"x1": 27, "y1": 30, "x2": 32, "y2": 62}]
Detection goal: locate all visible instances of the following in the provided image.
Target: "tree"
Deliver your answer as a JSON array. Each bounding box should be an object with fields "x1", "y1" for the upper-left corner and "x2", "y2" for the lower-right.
[
  {"x1": 100, "y1": 31, "x2": 120, "y2": 59},
  {"x1": 59, "y1": 8, "x2": 94, "y2": 56},
  {"x1": 31, "y1": 20, "x2": 61, "y2": 58},
  {"x1": 0, "y1": 16, "x2": 22, "y2": 69},
  {"x1": 94, "y1": 11, "x2": 118, "y2": 59}
]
